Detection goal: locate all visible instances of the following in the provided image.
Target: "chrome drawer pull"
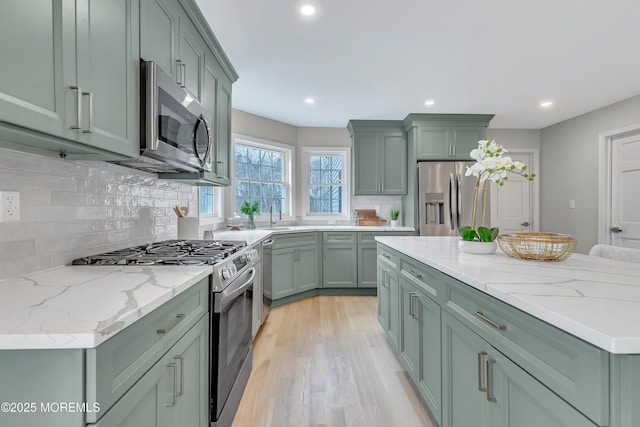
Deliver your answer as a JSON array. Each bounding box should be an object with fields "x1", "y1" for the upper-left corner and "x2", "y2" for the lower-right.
[
  {"x1": 70, "y1": 86, "x2": 82, "y2": 129},
  {"x1": 477, "y1": 351, "x2": 487, "y2": 392},
  {"x1": 486, "y1": 358, "x2": 497, "y2": 402},
  {"x1": 174, "y1": 355, "x2": 184, "y2": 397},
  {"x1": 381, "y1": 253, "x2": 391, "y2": 260},
  {"x1": 157, "y1": 313, "x2": 186, "y2": 334},
  {"x1": 474, "y1": 311, "x2": 507, "y2": 331},
  {"x1": 82, "y1": 91, "x2": 93, "y2": 133},
  {"x1": 409, "y1": 269, "x2": 423, "y2": 279},
  {"x1": 164, "y1": 362, "x2": 178, "y2": 407}
]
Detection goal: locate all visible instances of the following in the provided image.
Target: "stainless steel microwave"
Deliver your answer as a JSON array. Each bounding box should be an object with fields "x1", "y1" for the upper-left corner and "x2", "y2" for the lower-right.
[{"x1": 114, "y1": 60, "x2": 213, "y2": 173}]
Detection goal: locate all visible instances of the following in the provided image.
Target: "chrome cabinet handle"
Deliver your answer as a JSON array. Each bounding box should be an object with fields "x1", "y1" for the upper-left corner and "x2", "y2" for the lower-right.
[
  {"x1": 611, "y1": 227, "x2": 623, "y2": 233},
  {"x1": 157, "y1": 313, "x2": 186, "y2": 334},
  {"x1": 174, "y1": 355, "x2": 184, "y2": 397},
  {"x1": 165, "y1": 362, "x2": 178, "y2": 407},
  {"x1": 176, "y1": 60, "x2": 183, "y2": 86},
  {"x1": 182, "y1": 63, "x2": 186, "y2": 87},
  {"x1": 381, "y1": 181, "x2": 384, "y2": 192},
  {"x1": 70, "y1": 86, "x2": 82, "y2": 129},
  {"x1": 82, "y1": 91, "x2": 93, "y2": 133},
  {"x1": 486, "y1": 358, "x2": 497, "y2": 402},
  {"x1": 381, "y1": 253, "x2": 391, "y2": 260},
  {"x1": 521, "y1": 222, "x2": 530, "y2": 227},
  {"x1": 477, "y1": 351, "x2": 487, "y2": 392},
  {"x1": 452, "y1": 145, "x2": 456, "y2": 158},
  {"x1": 409, "y1": 293, "x2": 419, "y2": 320},
  {"x1": 474, "y1": 311, "x2": 507, "y2": 331},
  {"x1": 409, "y1": 269, "x2": 423, "y2": 279}
]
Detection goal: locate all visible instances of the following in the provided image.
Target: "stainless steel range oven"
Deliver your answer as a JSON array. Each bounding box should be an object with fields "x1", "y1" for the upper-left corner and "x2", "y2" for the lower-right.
[{"x1": 73, "y1": 239, "x2": 260, "y2": 427}]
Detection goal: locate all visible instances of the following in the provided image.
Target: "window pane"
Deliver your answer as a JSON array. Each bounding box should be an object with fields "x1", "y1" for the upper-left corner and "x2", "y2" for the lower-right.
[
  {"x1": 234, "y1": 142, "x2": 289, "y2": 215},
  {"x1": 199, "y1": 187, "x2": 214, "y2": 215}
]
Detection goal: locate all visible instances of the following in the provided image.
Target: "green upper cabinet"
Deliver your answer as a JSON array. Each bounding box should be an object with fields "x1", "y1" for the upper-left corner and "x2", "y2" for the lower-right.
[
  {"x1": 141, "y1": 0, "x2": 205, "y2": 101},
  {"x1": 404, "y1": 114, "x2": 494, "y2": 161},
  {"x1": 148, "y1": 0, "x2": 238, "y2": 186},
  {"x1": 0, "y1": 0, "x2": 140, "y2": 160},
  {"x1": 348, "y1": 120, "x2": 407, "y2": 195}
]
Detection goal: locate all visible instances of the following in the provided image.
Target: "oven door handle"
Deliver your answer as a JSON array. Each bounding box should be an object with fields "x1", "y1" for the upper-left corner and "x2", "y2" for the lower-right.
[{"x1": 219, "y1": 267, "x2": 256, "y2": 312}]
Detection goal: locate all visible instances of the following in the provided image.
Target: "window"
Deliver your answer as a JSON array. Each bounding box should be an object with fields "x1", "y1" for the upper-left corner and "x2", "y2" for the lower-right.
[
  {"x1": 232, "y1": 135, "x2": 293, "y2": 217},
  {"x1": 199, "y1": 187, "x2": 222, "y2": 224},
  {"x1": 303, "y1": 147, "x2": 349, "y2": 219}
]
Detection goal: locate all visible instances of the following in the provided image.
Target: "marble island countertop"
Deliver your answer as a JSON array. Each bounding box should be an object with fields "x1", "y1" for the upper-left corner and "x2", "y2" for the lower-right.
[
  {"x1": 0, "y1": 265, "x2": 212, "y2": 350},
  {"x1": 376, "y1": 236, "x2": 640, "y2": 354}
]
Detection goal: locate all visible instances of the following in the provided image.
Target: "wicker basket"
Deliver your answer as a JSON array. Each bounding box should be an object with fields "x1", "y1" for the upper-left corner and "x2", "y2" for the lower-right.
[{"x1": 496, "y1": 232, "x2": 576, "y2": 261}]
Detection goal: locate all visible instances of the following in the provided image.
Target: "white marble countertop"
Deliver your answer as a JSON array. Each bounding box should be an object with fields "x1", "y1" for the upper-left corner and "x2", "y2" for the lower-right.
[
  {"x1": 213, "y1": 225, "x2": 414, "y2": 246},
  {"x1": 376, "y1": 236, "x2": 640, "y2": 354},
  {"x1": 0, "y1": 265, "x2": 212, "y2": 350}
]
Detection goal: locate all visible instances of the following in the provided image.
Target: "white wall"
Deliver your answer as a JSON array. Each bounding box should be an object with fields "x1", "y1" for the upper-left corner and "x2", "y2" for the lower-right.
[
  {"x1": 540, "y1": 95, "x2": 640, "y2": 254},
  {"x1": 486, "y1": 129, "x2": 540, "y2": 150},
  {"x1": 0, "y1": 147, "x2": 197, "y2": 280}
]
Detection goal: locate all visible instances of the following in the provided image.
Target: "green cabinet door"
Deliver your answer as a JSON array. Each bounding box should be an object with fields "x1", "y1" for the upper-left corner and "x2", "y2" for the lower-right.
[
  {"x1": 323, "y1": 245, "x2": 357, "y2": 288},
  {"x1": 486, "y1": 349, "x2": 597, "y2": 427},
  {"x1": 377, "y1": 261, "x2": 390, "y2": 330},
  {"x1": 177, "y1": 9, "x2": 206, "y2": 101},
  {"x1": 140, "y1": 0, "x2": 180, "y2": 79},
  {"x1": 441, "y1": 311, "x2": 490, "y2": 427},
  {"x1": 450, "y1": 127, "x2": 484, "y2": 160},
  {"x1": 415, "y1": 127, "x2": 450, "y2": 159},
  {"x1": 215, "y1": 77, "x2": 233, "y2": 183},
  {"x1": 358, "y1": 245, "x2": 378, "y2": 288},
  {"x1": 271, "y1": 247, "x2": 297, "y2": 300},
  {"x1": 416, "y1": 291, "x2": 442, "y2": 425},
  {"x1": 380, "y1": 133, "x2": 407, "y2": 194},
  {"x1": 297, "y1": 245, "x2": 320, "y2": 292},
  {"x1": 0, "y1": 0, "x2": 77, "y2": 142},
  {"x1": 75, "y1": 0, "x2": 140, "y2": 158},
  {"x1": 91, "y1": 315, "x2": 209, "y2": 427},
  {"x1": 399, "y1": 277, "x2": 420, "y2": 379},
  {"x1": 0, "y1": 0, "x2": 139, "y2": 159},
  {"x1": 352, "y1": 132, "x2": 380, "y2": 195}
]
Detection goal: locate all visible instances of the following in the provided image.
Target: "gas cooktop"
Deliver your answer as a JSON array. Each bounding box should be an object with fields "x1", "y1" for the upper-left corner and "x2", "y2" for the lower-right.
[{"x1": 72, "y1": 240, "x2": 247, "y2": 266}]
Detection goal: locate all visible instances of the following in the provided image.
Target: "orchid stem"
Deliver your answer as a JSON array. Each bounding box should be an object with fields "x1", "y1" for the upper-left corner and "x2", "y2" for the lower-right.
[
  {"x1": 471, "y1": 179, "x2": 480, "y2": 230},
  {"x1": 481, "y1": 180, "x2": 488, "y2": 227}
]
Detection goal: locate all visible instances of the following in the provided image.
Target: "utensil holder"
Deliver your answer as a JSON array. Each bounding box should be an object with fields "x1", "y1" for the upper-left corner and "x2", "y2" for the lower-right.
[{"x1": 177, "y1": 217, "x2": 199, "y2": 240}]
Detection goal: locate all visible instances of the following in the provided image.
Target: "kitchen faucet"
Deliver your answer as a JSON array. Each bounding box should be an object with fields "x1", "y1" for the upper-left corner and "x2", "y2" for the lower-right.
[{"x1": 269, "y1": 197, "x2": 282, "y2": 227}]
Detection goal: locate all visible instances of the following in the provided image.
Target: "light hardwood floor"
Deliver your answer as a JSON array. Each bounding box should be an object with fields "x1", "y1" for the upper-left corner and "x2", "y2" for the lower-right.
[{"x1": 232, "y1": 296, "x2": 435, "y2": 427}]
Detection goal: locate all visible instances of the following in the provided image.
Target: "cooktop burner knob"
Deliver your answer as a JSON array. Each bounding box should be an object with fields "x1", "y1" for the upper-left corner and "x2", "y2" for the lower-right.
[{"x1": 221, "y1": 266, "x2": 231, "y2": 280}]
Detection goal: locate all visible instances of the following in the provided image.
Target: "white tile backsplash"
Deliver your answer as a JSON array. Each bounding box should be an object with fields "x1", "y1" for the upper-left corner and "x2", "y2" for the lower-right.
[{"x1": 0, "y1": 147, "x2": 197, "y2": 279}]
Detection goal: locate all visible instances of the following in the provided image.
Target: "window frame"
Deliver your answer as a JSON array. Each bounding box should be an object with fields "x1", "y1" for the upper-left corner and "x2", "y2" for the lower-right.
[
  {"x1": 231, "y1": 134, "x2": 295, "y2": 220},
  {"x1": 301, "y1": 146, "x2": 350, "y2": 221},
  {"x1": 199, "y1": 186, "x2": 223, "y2": 226}
]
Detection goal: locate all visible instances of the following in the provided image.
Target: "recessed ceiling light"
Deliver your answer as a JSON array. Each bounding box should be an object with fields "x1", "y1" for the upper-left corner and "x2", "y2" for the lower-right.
[
  {"x1": 424, "y1": 99, "x2": 435, "y2": 106},
  {"x1": 305, "y1": 98, "x2": 315, "y2": 104},
  {"x1": 300, "y1": 5, "x2": 316, "y2": 16},
  {"x1": 540, "y1": 101, "x2": 553, "y2": 108}
]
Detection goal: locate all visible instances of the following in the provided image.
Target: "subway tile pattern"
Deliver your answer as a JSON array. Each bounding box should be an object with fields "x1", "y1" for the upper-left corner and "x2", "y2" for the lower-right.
[{"x1": 0, "y1": 148, "x2": 198, "y2": 280}]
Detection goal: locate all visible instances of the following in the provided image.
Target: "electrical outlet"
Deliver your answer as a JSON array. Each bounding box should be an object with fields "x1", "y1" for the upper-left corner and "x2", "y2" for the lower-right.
[{"x1": 0, "y1": 191, "x2": 20, "y2": 222}]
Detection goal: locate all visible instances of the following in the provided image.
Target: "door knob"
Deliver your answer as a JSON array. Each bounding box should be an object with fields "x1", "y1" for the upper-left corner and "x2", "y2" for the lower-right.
[
  {"x1": 610, "y1": 227, "x2": 623, "y2": 233},
  {"x1": 521, "y1": 222, "x2": 530, "y2": 227}
]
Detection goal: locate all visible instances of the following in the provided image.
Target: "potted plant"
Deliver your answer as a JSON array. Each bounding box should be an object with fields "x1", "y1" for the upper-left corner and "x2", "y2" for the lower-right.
[
  {"x1": 239, "y1": 200, "x2": 260, "y2": 229},
  {"x1": 458, "y1": 140, "x2": 535, "y2": 254},
  {"x1": 390, "y1": 209, "x2": 400, "y2": 227}
]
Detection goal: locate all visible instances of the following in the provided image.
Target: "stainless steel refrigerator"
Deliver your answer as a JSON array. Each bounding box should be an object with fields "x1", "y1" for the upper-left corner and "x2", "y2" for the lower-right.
[{"x1": 417, "y1": 161, "x2": 490, "y2": 236}]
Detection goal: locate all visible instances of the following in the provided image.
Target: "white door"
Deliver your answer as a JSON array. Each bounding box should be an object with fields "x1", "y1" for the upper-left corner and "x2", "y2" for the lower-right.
[
  {"x1": 611, "y1": 133, "x2": 640, "y2": 248},
  {"x1": 490, "y1": 152, "x2": 533, "y2": 234}
]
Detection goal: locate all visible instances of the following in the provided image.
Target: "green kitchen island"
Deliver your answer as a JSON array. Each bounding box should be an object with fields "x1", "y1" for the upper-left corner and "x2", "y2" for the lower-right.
[{"x1": 376, "y1": 235, "x2": 640, "y2": 427}]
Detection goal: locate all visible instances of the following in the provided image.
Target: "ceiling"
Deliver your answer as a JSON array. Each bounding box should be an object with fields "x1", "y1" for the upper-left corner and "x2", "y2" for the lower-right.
[{"x1": 195, "y1": 0, "x2": 640, "y2": 129}]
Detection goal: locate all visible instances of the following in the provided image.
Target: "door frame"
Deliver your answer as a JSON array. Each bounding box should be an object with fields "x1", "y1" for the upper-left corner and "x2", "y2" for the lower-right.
[
  {"x1": 491, "y1": 148, "x2": 541, "y2": 232},
  {"x1": 597, "y1": 123, "x2": 640, "y2": 244}
]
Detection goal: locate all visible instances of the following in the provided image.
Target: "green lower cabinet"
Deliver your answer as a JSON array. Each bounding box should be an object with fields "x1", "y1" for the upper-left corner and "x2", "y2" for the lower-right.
[
  {"x1": 271, "y1": 245, "x2": 319, "y2": 300},
  {"x1": 90, "y1": 314, "x2": 209, "y2": 427},
  {"x1": 323, "y1": 244, "x2": 357, "y2": 288},
  {"x1": 441, "y1": 311, "x2": 596, "y2": 427},
  {"x1": 399, "y1": 277, "x2": 442, "y2": 424},
  {"x1": 357, "y1": 244, "x2": 378, "y2": 288}
]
